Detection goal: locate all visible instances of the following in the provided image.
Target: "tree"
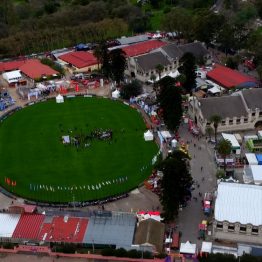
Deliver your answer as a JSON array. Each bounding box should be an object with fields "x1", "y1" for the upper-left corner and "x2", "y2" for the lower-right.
[
  {"x1": 217, "y1": 139, "x2": 232, "y2": 171},
  {"x1": 100, "y1": 43, "x2": 111, "y2": 79},
  {"x1": 155, "y1": 64, "x2": 164, "y2": 81},
  {"x1": 179, "y1": 52, "x2": 196, "y2": 93},
  {"x1": 158, "y1": 151, "x2": 193, "y2": 221},
  {"x1": 110, "y1": 48, "x2": 127, "y2": 85},
  {"x1": 226, "y1": 56, "x2": 238, "y2": 69},
  {"x1": 157, "y1": 76, "x2": 182, "y2": 131},
  {"x1": 120, "y1": 80, "x2": 142, "y2": 99},
  {"x1": 209, "y1": 115, "x2": 222, "y2": 144}
]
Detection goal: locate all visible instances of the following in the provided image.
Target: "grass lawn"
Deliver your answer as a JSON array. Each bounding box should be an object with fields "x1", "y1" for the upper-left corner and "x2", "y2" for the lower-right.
[{"x1": 0, "y1": 97, "x2": 158, "y2": 203}]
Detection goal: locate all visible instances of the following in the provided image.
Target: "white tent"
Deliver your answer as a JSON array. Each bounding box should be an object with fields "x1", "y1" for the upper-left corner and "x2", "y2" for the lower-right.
[
  {"x1": 160, "y1": 131, "x2": 172, "y2": 140},
  {"x1": 144, "y1": 130, "x2": 154, "y2": 141},
  {"x1": 3, "y1": 70, "x2": 22, "y2": 84},
  {"x1": 112, "y1": 89, "x2": 120, "y2": 99},
  {"x1": 250, "y1": 165, "x2": 262, "y2": 185},
  {"x1": 171, "y1": 139, "x2": 177, "y2": 148},
  {"x1": 245, "y1": 153, "x2": 258, "y2": 165},
  {"x1": 56, "y1": 94, "x2": 64, "y2": 103},
  {"x1": 180, "y1": 241, "x2": 196, "y2": 255},
  {"x1": 201, "y1": 241, "x2": 212, "y2": 253}
]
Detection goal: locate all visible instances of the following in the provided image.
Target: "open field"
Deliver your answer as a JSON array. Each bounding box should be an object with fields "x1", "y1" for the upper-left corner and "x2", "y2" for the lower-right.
[{"x1": 0, "y1": 97, "x2": 158, "y2": 203}]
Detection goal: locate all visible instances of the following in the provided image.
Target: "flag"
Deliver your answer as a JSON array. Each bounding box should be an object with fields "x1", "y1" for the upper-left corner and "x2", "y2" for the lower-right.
[
  {"x1": 7, "y1": 178, "x2": 10, "y2": 185},
  {"x1": 30, "y1": 184, "x2": 32, "y2": 190},
  {"x1": 4, "y1": 177, "x2": 7, "y2": 184},
  {"x1": 88, "y1": 185, "x2": 90, "y2": 190}
]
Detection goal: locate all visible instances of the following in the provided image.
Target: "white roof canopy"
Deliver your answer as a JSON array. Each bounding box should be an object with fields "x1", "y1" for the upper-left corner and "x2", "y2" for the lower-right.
[
  {"x1": 222, "y1": 133, "x2": 240, "y2": 149},
  {"x1": 250, "y1": 165, "x2": 262, "y2": 185},
  {"x1": 2, "y1": 70, "x2": 22, "y2": 83},
  {"x1": 215, "y1": 182, "x2": 262, "y2": 226},
  {"x1": 201, "y1": 242, "x2": 212, "y2": 253},
  {"x1": 0, "y1": 214, "x2": 21, "y2": 237},
  {"x1": 245, "y1": 153, "x2": 258, "y2": 165},
  {"x1": 180, "y1": 241, "x2": 196, "y2": 254},
  {"x1": 144, "y1": 130, "x2": 153, "y2": 141}
]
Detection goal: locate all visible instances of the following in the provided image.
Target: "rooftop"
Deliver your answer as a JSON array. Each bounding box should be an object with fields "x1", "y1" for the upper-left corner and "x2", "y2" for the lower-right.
[
  {"x1": 19, "y1": 59, "x2": 58, "y2": 79},
  {"x1": 122, "y1": 40, "x2": 167, "y2": 57},
  {"x1": 135, "y1": 51, "x2": 171, "y2": 72},
  {"x1": 241, "y1": 88, "x2": 262, "y2": 110},
  {"x1": 116, "y1": 34, "x2": 150, "y2": 45},
  {"x1": 199, "y1": 95, "x2": 248, "y2": 120},
  {"x1": 134, "y1": 218, "x2": 165, "y2": 253},
  {"x1": 59, "y1": 51, "x2": 98, "y2": 69},
  {"x1": 215, "y1": 182, "x2": 262, "y2": 226},
  {"x1": 0, "y1": 59, "x2": 30, "y2": 72},
  {"x1": 207, "y1": 64, "x2": 258, "y2": 89}
]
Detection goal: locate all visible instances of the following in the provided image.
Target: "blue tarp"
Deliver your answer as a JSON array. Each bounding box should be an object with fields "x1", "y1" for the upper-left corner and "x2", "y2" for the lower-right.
[
  {"x1": 0, "y1": 102, "x2": 5, "y2": 111},
  {"x1": 75, "y1": 43, "x2": 89, "y2": 51},
  {"x1": 256, "y1": 154, "x2": 262, "y2": 165}
]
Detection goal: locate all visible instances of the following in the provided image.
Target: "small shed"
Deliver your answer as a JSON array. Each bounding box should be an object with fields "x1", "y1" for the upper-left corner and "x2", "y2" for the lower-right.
[
  {"x1": 9, "y1": 204, "x2": 37, "y2": 214},
  {"x1": 56, "y1": 94, "x2": 64, "y2": 103}
]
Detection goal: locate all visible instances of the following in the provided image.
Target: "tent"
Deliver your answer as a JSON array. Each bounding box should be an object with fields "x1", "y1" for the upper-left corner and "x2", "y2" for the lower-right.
[
  {"x1": 180, "y1": 241, "x2": 196, "y2": 255},
  {"x1": 245, "y1": 153, "x2": 258, "y2": 165},
  {"x1": 56, "y1": 94, "x2": 64, "y2": 103},
  {"x1": 112, "y1": 89, "x2": 120, "y2": 99},
  {"x1": 168, "y1": 70, "x2": 180, "y2": 78},
  {"x1": 222, "y1": 133, "x2": 241, "y2": 155},
  {"x1": 171, "y1": 139, "x2": 177, "y2": 148},
  {"x1": 250, "y1": 165, "x2": 262, "y2": 185},
  {"x1": 201, "y1": 242, "x2": 212, "y2": 253},
  {"x1": 256, "y1": 154, "x2": 262, "y2": 165},
  {"x1": 144, "y1": 130, "x2": 154, "y2": 141},
  {"x1": 2, "y1": 70, "x2": 22, "y2": 84}
]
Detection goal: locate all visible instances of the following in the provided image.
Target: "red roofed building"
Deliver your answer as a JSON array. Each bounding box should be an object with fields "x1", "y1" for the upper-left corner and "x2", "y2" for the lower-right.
[
  {"x1": 122, "y1": 40, "x2": 167, "y2": 57},
  {"x1": 0, "y1": 59, "x2": 30, "y2": 72},
  {"x1": 207, "y1": 64, "x2": 258, "y2": 89},
  {"x1": 19, "y1": 59, "x2": 58, "y2": 80},
  {"x1": 58, "y1": 51, "x2": 98, "y2": 73}
]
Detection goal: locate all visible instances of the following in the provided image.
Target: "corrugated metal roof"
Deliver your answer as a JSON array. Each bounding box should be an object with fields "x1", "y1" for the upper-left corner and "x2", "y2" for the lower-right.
[
  {"x1": 215, "y1": 182, "x2": 262, "y2": 225},
  {"x1": 0, "y1": 213, "x2": 21, "y2": 237},
  {"x1": 117, "y1": 35, "x2": 149, "y2": 45},
  {"x1": 83, "y1": 212, "x2": 136, "y2": 248}
]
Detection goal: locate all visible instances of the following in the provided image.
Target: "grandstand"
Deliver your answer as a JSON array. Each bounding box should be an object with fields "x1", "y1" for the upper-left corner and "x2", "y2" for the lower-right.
[
  {"x1": 0, "y1": 213, "x2": 21, "y2": 238},
  {"x1": 12, "y1": 214, "x2": 44, "y2": 240},
  {"x1": 38, "y1": 216, "x2": 88, "y2": 243},
  {"x1": 0, "y1": 209, "x2": 137, "y2": 250}
]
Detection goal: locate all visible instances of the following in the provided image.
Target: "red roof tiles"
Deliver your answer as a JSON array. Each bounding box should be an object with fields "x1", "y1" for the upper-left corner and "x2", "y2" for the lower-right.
[
  {"x1": 19, "y1": 59, "x2": 58, "y2": 79},
  {"x1": 0, "y1": 60, "x2": 30, "y2": 72},
  {"x1": 122, "y1": 40, "x2": 167, "y2": 57},
  {"x1": 207, "y1": 64, "x2": 257, "y2": 89},
  {"x1": 59, "y1": 51, "x2": 98, "y2": 69}
]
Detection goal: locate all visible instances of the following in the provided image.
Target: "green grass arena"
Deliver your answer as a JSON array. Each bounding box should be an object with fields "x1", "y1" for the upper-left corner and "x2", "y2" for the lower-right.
[{"x1": 0, "y1": 97, "x2": 158, "y2": 203}]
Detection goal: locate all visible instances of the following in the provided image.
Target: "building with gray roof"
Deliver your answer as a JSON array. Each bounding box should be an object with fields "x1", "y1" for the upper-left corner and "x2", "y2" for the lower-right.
[
  {"x1": 116, "y1": 35, "x2": 150, "y2": 46},
  {"x1": 189, "y1": 88, "x2": 262, "y2": 134},
  {"x1": 83, "y1": 211, "x2": 136, "y2": 249}
]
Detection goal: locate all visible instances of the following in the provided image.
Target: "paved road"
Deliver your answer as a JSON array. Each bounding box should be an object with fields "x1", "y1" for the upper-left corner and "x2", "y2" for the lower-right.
[{"x1": 176, "y1": 124, "x2": 217, "y2": 248}]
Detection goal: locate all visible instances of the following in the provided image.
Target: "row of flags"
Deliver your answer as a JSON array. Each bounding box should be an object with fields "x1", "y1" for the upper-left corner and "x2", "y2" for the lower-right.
[
  {"x1": 4, "y1": 177, "x2": 16, "y2": 187},
  {"x1": 29, "y1": 177, "x2": 129, "y2": 192}
]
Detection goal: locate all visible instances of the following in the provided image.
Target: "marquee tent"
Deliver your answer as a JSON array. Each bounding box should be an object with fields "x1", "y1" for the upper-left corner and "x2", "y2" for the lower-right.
[
  {"x1": 56, "y1": 94, "x2": 64, "y2": 103},
  {"x1": 222, "y1": 133, "x2": 241, "y2": 155},
  {"x1": 180, "y1": 241, "x2": 196, "y2": 255},
  {"x1": 3, "y1": 70, "x2": 22, "y2": 84},
  {"x1": 250, "y1": 165, "x2": 262, "y2": 185},
  {"x1": 112, "y1": 89, "x2": 120, "y2": 99},
  {"x1": 201, "y1": 242, "x2": 212, "y2": 253},
  {"x1": 144, "y1": 130, "x2": 154, "y2": 141},
  {"x1": 245, "y1": 153, "x2": 258, "y2": 165},
  {"x1": 171, "y1": 139, "x2": 177, "y2": 148}
]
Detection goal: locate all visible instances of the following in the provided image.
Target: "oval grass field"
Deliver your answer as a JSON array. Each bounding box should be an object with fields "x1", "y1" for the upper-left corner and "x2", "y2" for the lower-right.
[{"x1": 0, "y1": 97, "x2": 158, "y2": 203}]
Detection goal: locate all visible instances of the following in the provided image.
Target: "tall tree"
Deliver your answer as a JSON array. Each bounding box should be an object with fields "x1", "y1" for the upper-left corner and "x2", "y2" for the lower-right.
[
  {"x1": 209, "y1": 115, "x2": 222, "y2": 144},
  {"x1": 217, "y1": 139, "x2": 232, "y2": 171},
  {"x1": 158, "y1": 151, "x2": 193, "y2": 221},
  {"x1": 179, "y1": 52, "x2": 196, "y2": 93},
  {"x1": 110, "y1": 48, "x2": 127, "y2": 85},
  {"x1": 157, "y1": 76, "x2": 183, "y2": 131},
  {"x1": 205, "y1": 126, "x2": 214, "y2": 141}
]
